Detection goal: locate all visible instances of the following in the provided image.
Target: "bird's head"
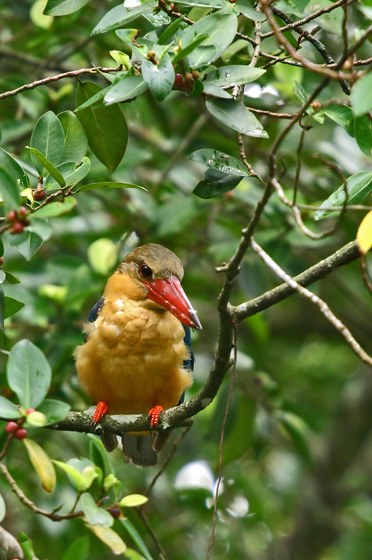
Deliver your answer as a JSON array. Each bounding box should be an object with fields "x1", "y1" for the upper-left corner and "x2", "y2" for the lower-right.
[{"x1": 118, "y1": 244, "x2": 202, "y2": 330}]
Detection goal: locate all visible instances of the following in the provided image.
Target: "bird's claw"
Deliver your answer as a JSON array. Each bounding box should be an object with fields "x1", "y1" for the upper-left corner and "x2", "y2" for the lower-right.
[
  {"x1": 92, "y1": 401, "x2": 109, "y2": 426},
  {"x1": 148, "y1": 405, "x2": 164, "y2": 432}
]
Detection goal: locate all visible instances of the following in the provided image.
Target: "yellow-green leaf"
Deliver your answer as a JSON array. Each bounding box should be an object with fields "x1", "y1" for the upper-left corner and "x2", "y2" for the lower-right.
[
  {"x1": 119, "y1": 494, "x2": 148, "y2": 508},
  {"x1": 53, "y1": 460, "x2": 97, "y2": 491},
  {"x1": 23, "y1": 438, "x2": 56, "y2": 493},
  {"x1": 88, "y1": 238, "x2": 118, "y2": 275},
  {"x1": 357, "y1": 210, "x2": 372, "y2": 254},
  {"x1": 88, "y1": 524, "x2": 126, "y2": 554}
]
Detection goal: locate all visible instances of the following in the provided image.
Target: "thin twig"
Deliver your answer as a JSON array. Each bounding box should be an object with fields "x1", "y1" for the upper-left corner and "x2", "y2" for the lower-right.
[
  {"x1": 0, "y1": 463, "x2": 83, "y2": 521},
  {"x1": 0, "y1": 66, "x2": 121, "y2": 100},
  {"x1": 250, "y1": 238, "x2": 372, "y2": 367},
  {"x1": 136, "y1": 507, "x2": 167, "y2": 560},
  {"x1": 207, "y1": 322, "x2": 238, "y2": 559},
  {"x1": 145, "y1": 427, "x2": 191, "y2": 497}
]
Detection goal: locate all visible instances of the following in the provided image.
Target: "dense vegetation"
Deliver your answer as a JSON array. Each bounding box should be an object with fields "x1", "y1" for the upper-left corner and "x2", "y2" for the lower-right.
[{"x1": 0, "y1": 0, "x2": 372, "y2": 558}]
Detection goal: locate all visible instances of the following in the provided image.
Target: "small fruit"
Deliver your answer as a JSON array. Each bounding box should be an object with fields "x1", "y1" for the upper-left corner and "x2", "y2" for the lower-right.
[
  {"x1": 19, "y1": 206, "x2": 28, "y2": 216},
  {"x1": 184, "y1": 72, "x2": 193, "y2": 82},
  {"x1": 5, "y1": 421, "x2": 19, "y2": 434},
  {"x1": 14, "y1": 428, "x2": 27, "y2": 440},
  {"x1": 0, "y1": 257, "x2": 4, "y2": 266},
  {"x1": 173, "y1": 73, "x2": 184, "y2": 89},
  {"x1": 26, "y1": 408, "x2": 36, "y2": 414},
  {"x1": 147, "y1": 50, "x2": 156, "y2": 59},
  {"x1": 192, "y1": 70, "x2": 200, "y2": 80},
  {"x1": 109, "y1": 505, "x2": 122, "y2": 519},
  {"x1": 33, "y1": 189, "x2": 46, "y2": 201},
  {"x1": 7, "y1": 210, "x2": 17, "y2": 222},
  {"x1": 10, "y1": 222, "x2": 24, "y2": 234},
  {"x1": 10, "y1": 222, "x2": 24, "y2": 235}
]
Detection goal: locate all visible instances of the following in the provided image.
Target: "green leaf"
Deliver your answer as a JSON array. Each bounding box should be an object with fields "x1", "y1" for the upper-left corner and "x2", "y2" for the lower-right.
[
  {"x1": 88, "y1": 238, "x2": 118, "y2": 275},
  {"x1": 0, "y1": 286, "x2": 4, "y2": 337},
  {"x1": 206, "y1": 65, "x2": 266, "y2": 87},
  {"x1": 324, "y1": 104, "x2": 354, "y2": 134},
  {"x1": 172, "y1": 34, "x2": 208, "y2": 64},
  {"x1": 75, "y1": 181, "x2": 145, "y2": 193},
  {"x1": 174, "y1": 0, "x2": 224, "y2": 6},
  {"x1": 75, "y1": 84, "x2": 113, "y2": 112},
  {"x1": 315, "y1": 171, "x2": 372, "y2": 220},
  {"x1": 0, "y1": 147, "x2": 29, "y2": 190},
  {"x1": 355, "y1": 116, "x2": 372, "y2": 157},
  {"x1": 193, "y1": 172, "x2": 242, "y2": 199},
  {"x1": 0, "y1": 169, "x2": 21, "y2": 213},
  {"x1": 80, "y1": 493, "x2": 113, "y2": 527},
  {"x1": 104, "y1": 76, "x2": 148, "y2": 105},
  {"x1": 7, "y1": 339, "x2": 52, "y2": 409},
  {"x1": 120, "y1": 519, "x2": 154, "y2": 560},
  {"x1": 206, "y1": 99, "x2": 268, "y2": 137},
  {"x1": 88, "y1": 434, "x2": 116, "y2": 477},
  {"x1": 38, "y1": 399, "x2": 71, "y2": 424},
  {"x1": 58, "y1": 110, "x2": 89, "y2": 162},
  {"x1": 189, "y1": 149, "x2": 249, "y2": 176},
  {"x1": 76, "y1": 82, "x2": 128, "y2": 173},
  {"x1": 26, "y1": 147, "x2": 66, "y2": 187},
  {"x1": 62, "y1": 536, "x2": 90, "y2": 560},
  {"x1": 19, "y1": 533, "x2": 35, "y2": 560},
  {"x1": 23, "y1": 438, "x2": 56, "y2": 493},
  {"x1": 142, "y1": 56, "x2": 175, "y2": 102},
  {"x1": 279, "y1": 411, "x2": 312, "y2": 465},
  {"x1": 32, "y1": 197, "x2": 77, "y2": 218},
  {"x1": 45, "y1": 158, "x2": 91, "y2": 190},
  {"x1": 182, "y1": 9, "x2": 238, "y2": 68},
  {"x1": 203, "y1": 82, "x2": 232, "y2": 98},
  {"x1": 9, "y1": 231, "x2": 44, "y2": 261},
  {"x1": 0, "y1": 493, "x2": 5, "y2": 523},
  {"x1": 4, "y1": 296, "x2": 25, "y2": 319},
  {"x1": 30, "y1": 111, "x2": 65, "y2": 174},
  {"x1": 352, "y1": 73, "x2": 372, "y2": 116},
  {"x1": 0, "y1": 396, "x2": 22, "y2": 419},
  {"x1": 120, "y1": 494, "x2": 149, "y2": 508},
  {"x1": 235, "y1": 0, "x2": 267, "y2": 21},
  {"x1": 53, "y1": 459, "x2": 99, "y2": 492},
  {"x1": 91, "y1": 4, "x2": 151, "y2": 35},
  {"x1": 44, "y1": 0, "x2": 89, "y2": 15}
]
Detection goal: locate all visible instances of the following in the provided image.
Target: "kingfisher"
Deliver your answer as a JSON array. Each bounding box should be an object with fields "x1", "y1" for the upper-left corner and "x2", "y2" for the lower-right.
[{"x1": 75, "y1": 243, "x2": 202, "y2": 466}]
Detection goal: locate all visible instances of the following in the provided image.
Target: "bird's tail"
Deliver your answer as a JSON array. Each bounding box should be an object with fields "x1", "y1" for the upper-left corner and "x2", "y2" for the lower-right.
[{"x1": 121, "y1": 432, "x2": 171, "y2": 467}]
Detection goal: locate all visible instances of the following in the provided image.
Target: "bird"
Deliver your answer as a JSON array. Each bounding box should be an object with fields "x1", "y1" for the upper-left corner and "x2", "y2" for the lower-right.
[{"x1": 74, "y1": 243, "x2": 202, "y2": 466}]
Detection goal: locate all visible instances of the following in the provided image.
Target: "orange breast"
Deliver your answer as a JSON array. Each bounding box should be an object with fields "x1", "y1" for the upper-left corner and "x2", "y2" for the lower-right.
[{"x1": 75, "y1": 274, "x2": 192, "y2": 414}]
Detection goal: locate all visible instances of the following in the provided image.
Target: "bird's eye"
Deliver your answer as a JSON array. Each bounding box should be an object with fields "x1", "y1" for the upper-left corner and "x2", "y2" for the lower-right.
[{"x1": 139, "y1": 263, "x2": 153, "y2": 279}]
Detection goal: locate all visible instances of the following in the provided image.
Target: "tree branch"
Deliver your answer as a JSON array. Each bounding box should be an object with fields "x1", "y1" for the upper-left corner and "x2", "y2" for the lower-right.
[{"x1": 234, "y1": 240, "x2": 359, "y2": 321}]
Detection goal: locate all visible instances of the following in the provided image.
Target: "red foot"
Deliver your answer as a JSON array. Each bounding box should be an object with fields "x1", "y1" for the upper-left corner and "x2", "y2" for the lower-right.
[
  {"x1": 92, "y1": 401, "x2": 109, "y2": 426},
  {"x1": 148, "y1": 405, "x2": 164, "y2": 428}
]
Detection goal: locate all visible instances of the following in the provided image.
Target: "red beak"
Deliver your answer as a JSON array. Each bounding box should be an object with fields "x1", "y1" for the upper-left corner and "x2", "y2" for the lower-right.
[{"x1": 144, "y1": 275, "x2": 202, "y2": 330}]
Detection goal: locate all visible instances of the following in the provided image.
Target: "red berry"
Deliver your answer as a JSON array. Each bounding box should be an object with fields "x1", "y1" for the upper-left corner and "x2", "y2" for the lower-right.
[
  {"x1": 109, "y1": 506, "x2": 121, "y2": 519},
  {"x1": 173, "y1": 73, "x2": 184, "y2": 89},
  {"x1": 14, "y1": 428, "x2": 27, "y2": 440},
  {"x1": 7, "y1": 210, "x2": 17, "y2": 222},
  {"x1": 33, "y1": 189, "x2": 46, "y2": 201},
  {"x1": 26, "y1": 408, "x2": 36, "y2": 414},
  {"x1": 0, "y1": 257, "x2": 3, "y2": 266},
  {"x1": 19, "y1": 206, "x2": 28, "y2": 216},
  {"x1": 5, "y1": 421, "x2": 19, "y2": 434},
  {"x1": 10, "y1": 222, "x2": 24, "y2": 235}
]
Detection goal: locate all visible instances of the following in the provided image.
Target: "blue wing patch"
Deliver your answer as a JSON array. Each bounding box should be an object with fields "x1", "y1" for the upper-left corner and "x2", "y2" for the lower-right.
[
  {"x1": 177, "y1": 325, "x2": 195, "y2": 406},
  {"x1": 84, "y1": 296, "x2": 104, "y2": 342}
]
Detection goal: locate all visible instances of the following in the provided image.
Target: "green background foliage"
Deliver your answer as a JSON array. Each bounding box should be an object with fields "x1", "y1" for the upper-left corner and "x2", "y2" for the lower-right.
[{"x1": 0, "y1": 0, "x2": 372, "y2": 558}]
